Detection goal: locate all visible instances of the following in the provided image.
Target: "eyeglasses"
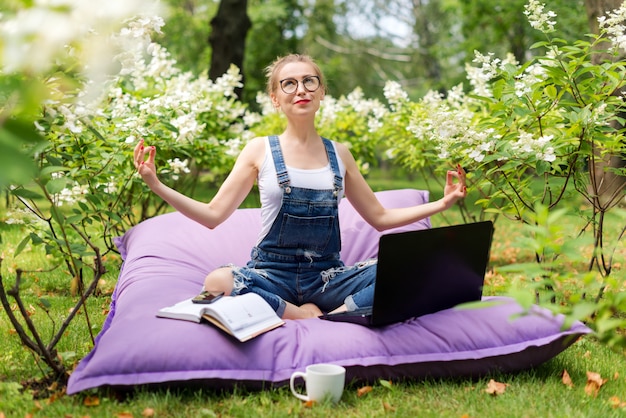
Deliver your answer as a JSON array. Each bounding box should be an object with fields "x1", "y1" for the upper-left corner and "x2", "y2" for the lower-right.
[{"x1": 279, "y1": 76, "x2": 321, "y2": 94}]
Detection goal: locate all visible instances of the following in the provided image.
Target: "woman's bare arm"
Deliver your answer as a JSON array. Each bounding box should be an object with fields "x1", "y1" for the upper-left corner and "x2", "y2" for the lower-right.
[
  {"x1": 133, "y1": 137, "x2": 264, "y2": 229},
  {"x1": 337, "y1": 143, "x2": 466, "y2": 231}
]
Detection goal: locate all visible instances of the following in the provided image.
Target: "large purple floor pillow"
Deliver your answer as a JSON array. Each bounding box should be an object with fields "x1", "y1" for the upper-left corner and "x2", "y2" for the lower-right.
[{"x1": 67, "y1": 189, "x2": 591, "y2": 394}]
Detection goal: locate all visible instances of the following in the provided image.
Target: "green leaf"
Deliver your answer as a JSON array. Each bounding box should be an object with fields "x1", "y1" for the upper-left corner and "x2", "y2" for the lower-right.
[
  {"x1": 58, "y1": 351, "x2": 77, "y2": 362},
  {"x1": 544, "y1": 85, "x2": 557, "y2": 100},
  {"x1": 0, "y1": 119, "x2": 45, "y2": 187},
  {"x1": 10, "y1": 187, "x2": 43, "y2": 200},
  {"x1": 379, "y1": 379, "x2": 393, "y2": 390},
  {"x1": 38, "y1": 297, "x2": 52, "y2": 309},
  {"x1": 65, "y1": 214, "x2": 84, "y2": 224},
  {"x1": 14, "y1": 235, "x2": 31, "y2": 258},
  {"x1": 499, "y1": 262, "x2": 551, "y2": 277},
  {"x1": 45, "y1": 178, "x2": 67, "y2": 195},
  {"x1": 536, "y1": 160, "x2": 550, "y2": 175},
  {"x1": 569, "y1": 301, "x2": 597, "y2": 323},
  {"x1": 46, "y1": 155, "x2": 64, "y2": 167},
  {"x1": 507, "y1": 286, "x2": 536, "y2": 311},
  {"x1": 29, "y1": 233, "x2": 43, "y2": 245},
  {"x1": 40, "y1": 165, "x2": 69, "y2": 177}
]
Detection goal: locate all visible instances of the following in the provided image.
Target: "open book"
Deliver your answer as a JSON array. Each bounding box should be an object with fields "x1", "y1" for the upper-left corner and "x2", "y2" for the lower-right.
[{"x1": 157, "y1": 293, "x2": 285, "y2": 342}]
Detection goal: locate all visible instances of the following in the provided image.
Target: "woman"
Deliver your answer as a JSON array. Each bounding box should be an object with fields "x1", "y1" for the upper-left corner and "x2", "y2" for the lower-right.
[{"x1": 133, "y1": 54, "x2": 467, "y2": 320}]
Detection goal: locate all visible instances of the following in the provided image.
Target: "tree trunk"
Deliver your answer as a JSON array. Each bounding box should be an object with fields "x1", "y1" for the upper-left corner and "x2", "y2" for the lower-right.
[
  {"x1": 209, "y1": 0, "x2": 251, "y2": 97},
  {"x1": 584, "y1": 0, "x2": 626, "y2": 207}
]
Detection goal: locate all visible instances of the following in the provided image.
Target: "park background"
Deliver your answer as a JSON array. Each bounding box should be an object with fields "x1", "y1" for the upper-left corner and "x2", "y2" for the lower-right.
[{"x1": 0, "y1": 0, "x2": 625, "y2": 416}]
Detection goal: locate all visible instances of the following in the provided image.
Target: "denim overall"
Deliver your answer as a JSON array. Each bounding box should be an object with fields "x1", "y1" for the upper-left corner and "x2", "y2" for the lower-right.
[{"x1": 229, "y1": 135, "x2": 377, "y2": 317}]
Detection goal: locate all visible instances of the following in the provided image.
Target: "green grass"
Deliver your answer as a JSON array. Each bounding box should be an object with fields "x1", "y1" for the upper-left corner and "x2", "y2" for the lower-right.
[
  {"x1": 2, "y1": 337, "x2": 626, "y2": 417},
  {"x1": 1, "y1": 173, "x2": 626, "y2": 417}
]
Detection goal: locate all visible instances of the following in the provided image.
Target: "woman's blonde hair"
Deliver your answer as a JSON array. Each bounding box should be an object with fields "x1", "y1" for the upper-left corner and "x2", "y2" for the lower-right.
[{"x1": 265, "y1": 54, "x2": 326, "y2": 95}]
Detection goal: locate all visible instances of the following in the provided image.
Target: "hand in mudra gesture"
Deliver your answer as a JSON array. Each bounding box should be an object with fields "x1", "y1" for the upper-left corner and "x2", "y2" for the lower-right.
[
  {"x1": 442, "y1": 164, "x2": 467, "y2": 209},
  {"x1": 133, "y1": 139, "x2": 159, "y2": 187}
]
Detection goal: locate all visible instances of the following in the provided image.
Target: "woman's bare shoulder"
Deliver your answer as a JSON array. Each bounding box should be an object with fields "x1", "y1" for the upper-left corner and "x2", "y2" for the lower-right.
[
  {"x1": 238, "y1": 136, "x2": 268, "y2": 168},
  {"x1": 331, "y1": 140, "x2": 356, "y2": 164}
]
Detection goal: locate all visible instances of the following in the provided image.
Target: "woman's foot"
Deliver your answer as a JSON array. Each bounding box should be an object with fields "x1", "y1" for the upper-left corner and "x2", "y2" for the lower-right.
[
  {"x1": 300, "y1": 303, "x2": 323, "y2": 318},
  {"x1": 328, "y1": 304, "x2": 348, "y2": 314},
  {"x1": 282, "y1": 302, "x2": 323, "y2": 319}
]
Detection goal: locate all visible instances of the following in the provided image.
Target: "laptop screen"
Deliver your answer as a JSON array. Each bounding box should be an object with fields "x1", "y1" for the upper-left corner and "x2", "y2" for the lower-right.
[{"x1": 371, "y1": 221, "x2": 494, "y2": 326}]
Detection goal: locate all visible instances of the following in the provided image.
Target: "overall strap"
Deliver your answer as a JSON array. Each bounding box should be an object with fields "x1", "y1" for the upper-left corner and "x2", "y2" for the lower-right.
[
  {"x1": 322, "y1": 138, "x2": 344, "y2": 194},
  {"x1": 268, "y1": 135, "x2": 290, "y2": 189}
]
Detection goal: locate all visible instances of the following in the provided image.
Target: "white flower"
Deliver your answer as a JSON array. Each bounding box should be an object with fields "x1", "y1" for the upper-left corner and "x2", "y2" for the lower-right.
[
  {"x1": 598, "y1": 2, "x2": 626, "y2": 53},
  {"x1": 102, "y1": 177, "x2": 118, "y2": 194},
  {"x1": 446, "y1": 84, "x2": 468, "y2": 109},
  {"x1": 466, "y1": 51, "x2": 504, "y2": 98},
  {"x1": 256, "y1": 92, "x2": 275, "y2": 116},
  {"x1": 165, "y1": 158, "x2": 191, "y2": 180},
  {"x1": 515, "y1": 81, "x2": 531, "y2": 98},
  {"x1": 0, "y1": 0, "x2": 163, "y2": 76},
  {"x1": 318, "y1": 96, "x2": 340, "y2": 123},
  {"x1": 224, "y1": 137, "x2": 244, "y2": 158},
  {"x1": 539, "y1": 147, "x2": 556, "y2": 162},
  {"x1": 55, "y1": 181, "x2": 89, "y2": 206},
  {"x1": 212, "y1": 65, "x2": 244, "y2": 97},
  {"x1": 383, "y1": 81, "x2": 409, "y2": 110},
  {"x1": 243, "y1": 111, "x2": 262, "y2": 127},
  {"x1": 524, "y1": 0, "x2": 557, "y2": 33},
  {"x1": 512, "y1": 131, "x2": 557, "y2": 162},
  {"x1": 367, "y1": 118, "x2": 383, "y2": 132},
  {"x1": 170, "y1": 113, "x2": 205, "y2": 143}
]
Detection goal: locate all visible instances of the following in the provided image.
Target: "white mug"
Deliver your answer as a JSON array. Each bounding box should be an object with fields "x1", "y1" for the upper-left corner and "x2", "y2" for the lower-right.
[{"x1": 289, "y1": 363, "x2": 346, "y2": 403}]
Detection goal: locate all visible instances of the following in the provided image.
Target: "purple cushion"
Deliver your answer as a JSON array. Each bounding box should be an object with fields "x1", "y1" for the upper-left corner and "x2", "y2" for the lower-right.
[{"x1": 67, "y1": 189, "x2": 591, "y2": 394}]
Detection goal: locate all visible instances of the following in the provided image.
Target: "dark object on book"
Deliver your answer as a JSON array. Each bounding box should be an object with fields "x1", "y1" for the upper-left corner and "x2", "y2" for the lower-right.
[{"x1": 192, "y1": 291, "x2": 225, "y2": 304}]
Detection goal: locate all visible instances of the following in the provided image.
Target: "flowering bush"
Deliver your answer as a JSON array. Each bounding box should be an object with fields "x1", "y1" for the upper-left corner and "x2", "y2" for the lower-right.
[
  {"x1": 0, "y1": 0, "x2": 169, "y2": 381},
  {"x1": 0, "y1": 1, "x2": 254, "y2": 380},
  {"x1": 390, "y1": 0, "x2": 626, "y2": 347},
  {"x1": 19, "y1": 22, "x2": 253, "y2": 241}
]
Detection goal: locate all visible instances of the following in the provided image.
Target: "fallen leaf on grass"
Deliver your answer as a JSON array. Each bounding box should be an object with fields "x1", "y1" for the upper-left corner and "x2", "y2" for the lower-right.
[
  {"x1": 562, "y1": 369, "x2": 574, "y2": 388},
  {"x1": 142, "y1": 407, "x2": 156, "y2": 416},
  {"x1": 357, "y1": 385, "x2": 373, "y2": 397},
  {"x1": 116, "y1": 412, "x2": 133, "y2": 418},
  {"x1": 382, "y1": 401, "x2": 396, "y2": 412},
  {"x1": 83, "y1": 395, "x2": 100, "y2": 406},
  {"x1": 609, "y1": 396, "x2": 626, "y2": 409},
  {"x1": 484, "y1": 379, "x2": 508, "y2": 396},
  {"x1": 303, "y1": 400, "x2": 315, "y2": 408},
  {"x1": 584, "y1": 371, "x2": 607, "y2": 397}
]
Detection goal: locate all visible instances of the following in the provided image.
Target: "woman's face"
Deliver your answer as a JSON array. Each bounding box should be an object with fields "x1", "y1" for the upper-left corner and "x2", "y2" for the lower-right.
[{"x1": 270, "y1": 61, "x2": 325, "y2": 116}]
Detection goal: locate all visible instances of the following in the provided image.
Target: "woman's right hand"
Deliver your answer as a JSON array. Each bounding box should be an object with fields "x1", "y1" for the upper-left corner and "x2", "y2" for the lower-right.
[{"x1": 133, "y1": 139, "x2": 159, "y2": 188}]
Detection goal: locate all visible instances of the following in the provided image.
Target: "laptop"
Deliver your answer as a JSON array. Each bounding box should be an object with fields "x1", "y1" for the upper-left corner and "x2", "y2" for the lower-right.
[{"x1": 320, "y1": 220, "x2": 494, "y2": 326}]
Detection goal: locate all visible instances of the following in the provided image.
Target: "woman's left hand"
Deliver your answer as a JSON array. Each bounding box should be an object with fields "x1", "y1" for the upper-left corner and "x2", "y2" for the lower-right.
[{"x1": 442, "y1": 164, "x2": 467, "y2": 209}]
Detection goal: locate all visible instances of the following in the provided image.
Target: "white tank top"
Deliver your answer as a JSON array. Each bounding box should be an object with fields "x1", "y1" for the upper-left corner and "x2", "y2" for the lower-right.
[{"x1": 256, "y1": 137, "x2": 346, "y2": 245}]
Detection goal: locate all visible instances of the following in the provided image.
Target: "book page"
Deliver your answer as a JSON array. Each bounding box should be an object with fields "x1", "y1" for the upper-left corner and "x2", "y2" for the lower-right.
[
  {"x1": 207, "y1": 293, "x2": 278, "y2": 332},
  {"x1": 156, "y1": 298, "x2": 204, "y2": 322}
]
